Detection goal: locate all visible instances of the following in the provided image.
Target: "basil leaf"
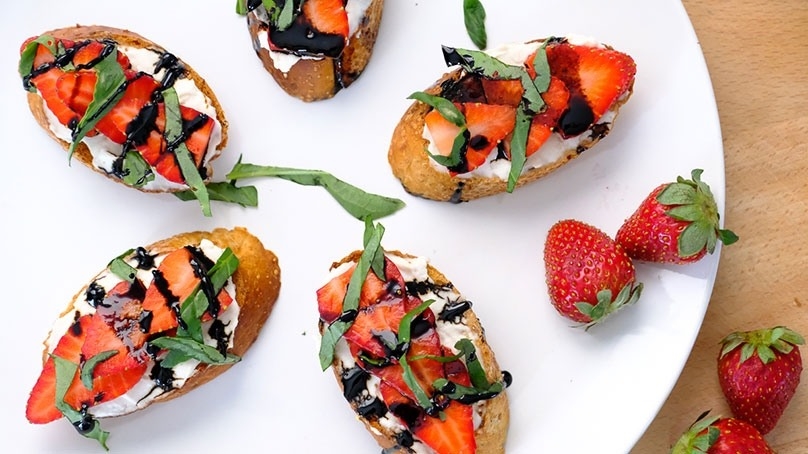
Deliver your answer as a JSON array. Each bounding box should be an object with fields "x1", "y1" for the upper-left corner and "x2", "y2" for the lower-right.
[
  {"x1": 119, "y1": 150, "x2": 155, "y2": 188},
  {"x1": 162, "y1": 87, "x2": 212, "y2": 217},
  {"x1": 69, "y1": 48, "x2": 127, "y2": 162},
  {"x1": 319, "y1": 221, "x2": 385, "y2": 370},
  {"x1": 109, "y1": 257, "x2": 137, "y2": 283},
  {"x1": 81, "y1": 350, "x2": 118, "y2": 389},
  {"x1": 174, "y1": 181, "x2": 259, "y2": 207},
  {"x1": 226, "y1": 163, "x2": 405, "y2": 221},
  {"x1": 408, "y1": 92, "x2": 466, "y2": 127},
  {"x1": 176, "y1": 247, "x2": 239, "y2": 342},
  {"x1": 235, "y1": 0, "x2": 248, "y2": 15},
  {"x1": 364, "y1": 217, "x2": 386, "y2": 279},
  {"x1": 506, "y1": 108, "x2": 531, "y2": 192},
  {"x1": 463, "y1": 0, "x2": 487, "y2": 49},
  {"x1": 428, "y1": 127, "x2": 468, "y2": 168},
  {"x1": 150, "y1": 337, "x2": 240, "y2": 366},
  {"x1": 52, "y1": 355, "x2": 110, "y2": 450},
  {"x1": 397, "y1": 299, "x2": 438, "y2": 411},
  {"x1": 454, "y1": 338, "x2": 489, "y2": 390},
  {"x1": 276, "y1": 0, "x2": 297, "y2": 30},
  {"x1": 19, "y1": 35, "x2": 58, "y2": 90},
  {"x1": 531, "y1": 43, "x2": 551, "y2": 93},
  {"x1": 442, "y1": 46, "x2": 545, "y2": 113}
]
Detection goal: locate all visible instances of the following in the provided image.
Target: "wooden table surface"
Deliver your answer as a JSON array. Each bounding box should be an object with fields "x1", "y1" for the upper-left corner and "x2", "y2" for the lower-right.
[{"x1": 632, "y1": 1, "x2": 808, "y2": 452}]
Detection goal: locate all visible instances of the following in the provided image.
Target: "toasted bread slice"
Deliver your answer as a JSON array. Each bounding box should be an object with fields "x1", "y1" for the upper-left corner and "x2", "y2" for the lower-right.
[
  {"x1": 388, "y1": 36, "x2": 636, "y2": 202},
  {"x1": 318, "y1": 250, "x2": 509, "y2": 453},
  {"x1": 26, "y1": 227, "x2": 280, "y2": 442},
  {"x1": 21, "y1": 25, "x2": 228, "y2": 193},
  {"x1": 245, "y1": 0, "x2": 384, "y2": 102}
]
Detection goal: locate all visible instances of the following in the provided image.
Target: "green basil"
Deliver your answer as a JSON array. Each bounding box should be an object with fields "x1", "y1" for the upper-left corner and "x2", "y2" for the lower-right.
[
  {"x1": 19, "y1": 35, "x2": 58, "y2": 89},
  {"x1": 52, "y1": 355, "x2": 110, "y2": 450},
  {"x1": 119, "y1": 151, "x2": 155, "y2": 188},
  {"x1": 174, "y1": 181, "x2": 259, "y2": 207},
  {"x1": 319, "y1": 221, "x2": 385, "y2": 370},
  {"x1": 397, "y1": 299, "x2": 437, "y2": 411},
  {"x1": 107, "y1": 249, "x2": 137, "y2": 283},
  {"x1": 364, "y1": 217, "x2": 386, "y2": 279},
  {"x1": 235, "y1": 0, "x2": 248, "y2": 15},
  {"x1": 68, "y1": 48, "x2": 127, "y2": 162},
  {"x1": 226, "y1": 162, "x2": 405, "y2": 221},
  {"x1": 162, "y1": 87, "x2": 212, "y2": 217},
  {"x1": 408, "y1": 92, "x2": 466, "y2": 127},
  {"x1": 506, "y1": 109, "x2": 531, "y2": 192},
  {"x1": 81, "y1": 350, "x2": 118, "y2": 389},
  {"x1": 149, "y1": 337, "x2": 240, "y2": 367},
  {"x1": 463, "y1": 0, "x2": 487, "y2": 49},
  {"x1": 531, "y1": 43, "x2": 552, "y2": 93}
]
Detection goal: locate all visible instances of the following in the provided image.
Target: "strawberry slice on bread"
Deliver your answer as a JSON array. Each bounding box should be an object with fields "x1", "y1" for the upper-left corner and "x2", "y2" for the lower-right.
[
  {"x1": 389, "y1": 36, "x2": 636, "y2": 203},
  {"x1": 317, "y1": 222, "x2": 511, "y2": 454}
]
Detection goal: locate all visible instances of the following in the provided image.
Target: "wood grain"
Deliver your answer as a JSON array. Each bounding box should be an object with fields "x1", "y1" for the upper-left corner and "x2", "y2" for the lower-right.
[{"x1": 632, "y1": 1, "x2": 808, "y2": 452}]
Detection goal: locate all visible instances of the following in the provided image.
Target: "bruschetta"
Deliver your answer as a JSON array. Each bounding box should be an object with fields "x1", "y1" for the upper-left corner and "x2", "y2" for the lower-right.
[
  {"x1": 241, "y1": 0, "x2": 385, "y2": 102},
  {"x1": 19, "y1": 25, "x2": 228, "y2": 195},
  {"x1": 388, "y1": 36, "x2": 636, "y2": 202},
  {"x1": 25, "y1": 227, "x2": 280, "y2": 449},
  {"x1": 316, "y1": 223, "x2": 510, "y2": 453}
]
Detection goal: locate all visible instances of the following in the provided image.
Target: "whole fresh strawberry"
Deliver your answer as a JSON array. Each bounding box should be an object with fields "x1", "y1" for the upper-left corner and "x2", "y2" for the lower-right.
[
  {"x1": 544, "y1": 219, "x2": 642, "y2": 326},
  {"x1": 718, "y1": 326, "x2": 804, "y2": 434},
  {"x1": 670, "y1": 411, "x2": 774, "y2": 453},
  {"x1": 616, "y1": 169, "x2": 738, "y2": 264}
]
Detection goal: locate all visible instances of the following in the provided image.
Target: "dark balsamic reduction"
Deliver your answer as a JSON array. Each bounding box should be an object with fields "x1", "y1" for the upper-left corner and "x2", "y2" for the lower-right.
[
  {"x1": 409, "y1": 316, "x2": 432, "y2": 339},
  {"x1": 502, "y1": 370, "x2": 513, "y2": 388},
  {"x1": 149, "y1": 269, "x2": 187, "y2": 331},
  {"x1": 69, "y1": 312, "x2": 83, "y2": 337},
  {"x1": 246, "y1": 0, "x2": 262, "y2": 11},
  {"x1": 185, "y1": 246, "x2": 220, "y2": 318},
  {"x1": 449, "y1": 181, "x2": 465, "y2": 204},
  {"x1": 134, "y1": 246, "x2": 156, "y2": 270},
  {"x1": 341, "y1": 366, "x2": 370, "y2": 401},
  {"x1": 438, "y1": 300, "x2": 472, "y2": 322},
  {"x1": 357, "y1": 398, "x2": 388, "y2": 419},
  {"x1": 388, "y1": 401, "x2": 421, "y2": 428},
  {"x1": 207, "y1": 319, "x2": 231, "y2": 355},
  {"x1": 72, "y1": 404, "x2": 97, "y2": 435},
  {"x1": 150, "y1": 361, "x2": 176, "y2": 391},
  {"x1": 268, "y1": 3, "x2": 346, "y2": 59},
  {"x1": 153, "y1": 52, "x2": 185, "y2": 89},
  {"x1": 85, "y1": 282, "x2": 106, "y2": 308},
  {"x1": 394, "y1": 431, "x2": 415, "y2": 448},
  {"x1": 558, "y1": 95, "x2": 595, "y2": 137}
]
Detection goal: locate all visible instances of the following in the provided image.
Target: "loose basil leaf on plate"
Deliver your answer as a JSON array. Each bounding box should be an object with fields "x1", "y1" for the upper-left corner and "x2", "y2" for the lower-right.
[
  {"x1": 463, "y1": 0, "x2": 487, "y2": 49},
  {"x1": 227, "y1": 162, "x2": 405, "y2": 221}
]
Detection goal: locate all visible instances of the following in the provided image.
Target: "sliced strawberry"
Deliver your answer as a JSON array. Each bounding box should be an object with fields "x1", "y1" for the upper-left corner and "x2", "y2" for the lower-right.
[
  {"x1": 425, "y1": 103, "x2": 517, "y2": 173},
  {"x1": 83, "y1": 312, "x2": 147, "y2": 377},
  {"x1": 72, "y1": 40, "x2": 131, "y2": 70},
  {"x1": 317, "y1": 258, "x2": 407, "y2": 323},
  {"x1": 26, "y1": 314, "x2": 147, "y2": 424},
  {"x1": 95, "y1": 73, "x2": 160, "y2": 144},
  {"x1": 30, "y1": 68, "x2": 84, "y2": 131},
  {"x1": 504, "y1": 76, "x2": 570, "y2": 158},
  {"x1": 180, "y1": 106, "x2": 214, "y2": 168},
  {"x1": 343, "y1": 297, "x2": 412, "y2": 359},
  {"x1": 55, "y1": 70, "x2": 97, "y2": 116},
  {"x1": 139, "y1": 247, "x2": 233, "y2": 338},
  {"x1": 481, "y1": 78, "x2": 524, "y2": 107},
  {"x1": 412, "y1": 400, "x2": 476, "y2": 454},
  {"x1": 303, "y1": 0, "x2": 349, "y2": 38},
  {"x1": 369, "y1": 325, "x2": 445, "y2": 403}
]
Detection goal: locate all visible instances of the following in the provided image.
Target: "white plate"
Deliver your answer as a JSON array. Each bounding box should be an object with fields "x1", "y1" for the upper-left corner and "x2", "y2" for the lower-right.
[{"x1": 0, "y1": 1, "x2": 724, "y2": 452}]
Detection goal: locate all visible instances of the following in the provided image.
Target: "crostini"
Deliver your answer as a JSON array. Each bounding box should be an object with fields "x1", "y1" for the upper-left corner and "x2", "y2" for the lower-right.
[
  {"x1": 19, "y1": 25, "x2": 228, "y2": 196},
  {"x1": 317, "y1": 223, "x2": 510, "y2": 453},
  {"x1": 26, "y1": 227, "x2": 280, "y2": 448},
  {"x1": 240, "y1": 0, "x2": 385, "y2": 102},
  {"x1": 388, "y1": 36, "x2": 636, "y2": 202}
]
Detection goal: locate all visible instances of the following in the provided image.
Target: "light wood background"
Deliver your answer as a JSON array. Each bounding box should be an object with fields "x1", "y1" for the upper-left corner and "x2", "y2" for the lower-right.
[{"x1": 632, "y1": 1, "x2": 808, "y2": 452}]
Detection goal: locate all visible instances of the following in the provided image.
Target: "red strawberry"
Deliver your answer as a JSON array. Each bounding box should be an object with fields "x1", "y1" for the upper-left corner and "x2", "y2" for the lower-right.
[
  {"x1": 481, "y1": 78, "x2": 524, "y2": 107},
  {"x1": 670, "y1": 411, "x2": 774, "y2": 454},
  {"x1": 26, "y1": 314, "x2": 147, "y2": 424},
  {"x1": 317, "y1": 258, "x2": 406, "y2": 323},
  {"x1": 717, "y1": 326, "x2": 804, "y2": 435},
  {"x1": 71, "y1": 40, "x2": 131, "y2": 70},
  {"x1": 615, "y1": 169, "x2": 739, "y2": 264},
  {"x1": 55, "y1": 70, "x2": 97, "y2": 116},
  {"x1": 95, "y1": 72, "x2": 160, "y2": 144},
  {"x1": 302, "y1": 0, "x2": 349, "y2": 38},
  {"x1": 544, "y1": 219, "x2": 642, "y2": 326},
  {"x1": 140, "y1": 247, "x2": 233, "y2": 338},
  {"x1": 503, "y1": 76, "x2": 570, "y2": 158},
  {"x1": 425, "y1": 102, "x2": 517, "y2": 173},
  {"x1": 546, "y1": 40, "x2": 635, "y2": 135},
  {"x1": 30, "y1": 68, "x2": 84, "y2": 130},
  {"x1": 412, "y1": 400, "x2": 475, "y2": 454}
]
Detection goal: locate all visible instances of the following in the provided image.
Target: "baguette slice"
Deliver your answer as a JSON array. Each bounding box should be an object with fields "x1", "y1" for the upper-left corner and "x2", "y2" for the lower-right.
[
  {"x1": 389, "y1": 36, "x2": 636, "y2": 202},
  {"x1": 317, "y1": 250, "x2": 510, "y2": 454},
  {"x1": 21, "y1": 25, "x2": 228, "y2": 193},
  {"x1": 245, "y1": 0, "x2": 384, "y2": 102},
  {"x1": 26, "y1": 227, "x2": 280, "y2": 447}
]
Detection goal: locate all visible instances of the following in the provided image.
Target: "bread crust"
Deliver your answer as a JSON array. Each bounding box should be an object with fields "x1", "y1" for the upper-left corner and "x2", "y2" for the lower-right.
[
  {"x1": 25, "y1": 25, "x2": 229, "y2": 193},
  {"x1": 322, "y1": 250, "x2": 509, "y2": 453},
  {"x1": 44, "y1": 227, "x2": 280, "y2": 412},
  {"x1": 246, "y1": 0, "x2": 384, "y2": 102},
  {"x1": 388, "y1": 39, "x2": 634, "y2": 203}
]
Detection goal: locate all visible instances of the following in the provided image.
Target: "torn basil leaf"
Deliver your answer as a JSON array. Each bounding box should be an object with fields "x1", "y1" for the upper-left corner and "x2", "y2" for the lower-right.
[
  {"x1": 81, "y1": 351, "x2": 118, "y2": 389},
  {"x1": 174, "y1": 181, "x2": 258, "y2": 207},
  {"x1": 463, "y1": 0, "x2": 487, "y2": 49},
  {"x1": 150, "y1": 337, "x2": 240, "y2": 367},
  {"x1": 52, "y1": 355, "x2": 110, "y2": 450}
]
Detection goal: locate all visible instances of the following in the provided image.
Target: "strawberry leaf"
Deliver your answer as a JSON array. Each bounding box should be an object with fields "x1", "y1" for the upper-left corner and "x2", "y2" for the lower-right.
[
  {"x1": 679, "y1": 221, "x2": 711, "y2": 256},
  {"x1": 657, "y1": 182, "x2": 697, "y2": 206}
]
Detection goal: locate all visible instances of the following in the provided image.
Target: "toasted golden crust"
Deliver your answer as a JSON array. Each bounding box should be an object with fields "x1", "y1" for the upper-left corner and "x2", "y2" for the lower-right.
[
  {"x1": 388, "y1": 40, "x2": 634, "y2": 203},
  {"x1": 323, "y1": 250, "x2": 509, "y2": 453},
  {"x1": 26, "y1": 25, "x2": 228, "y2": 193},
  {"x1": 246, "y1": 0, "x2": 384, "y2": 102},
  {"x1": 47, "y1": 227, "x2": 280, "y2": 410}
]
